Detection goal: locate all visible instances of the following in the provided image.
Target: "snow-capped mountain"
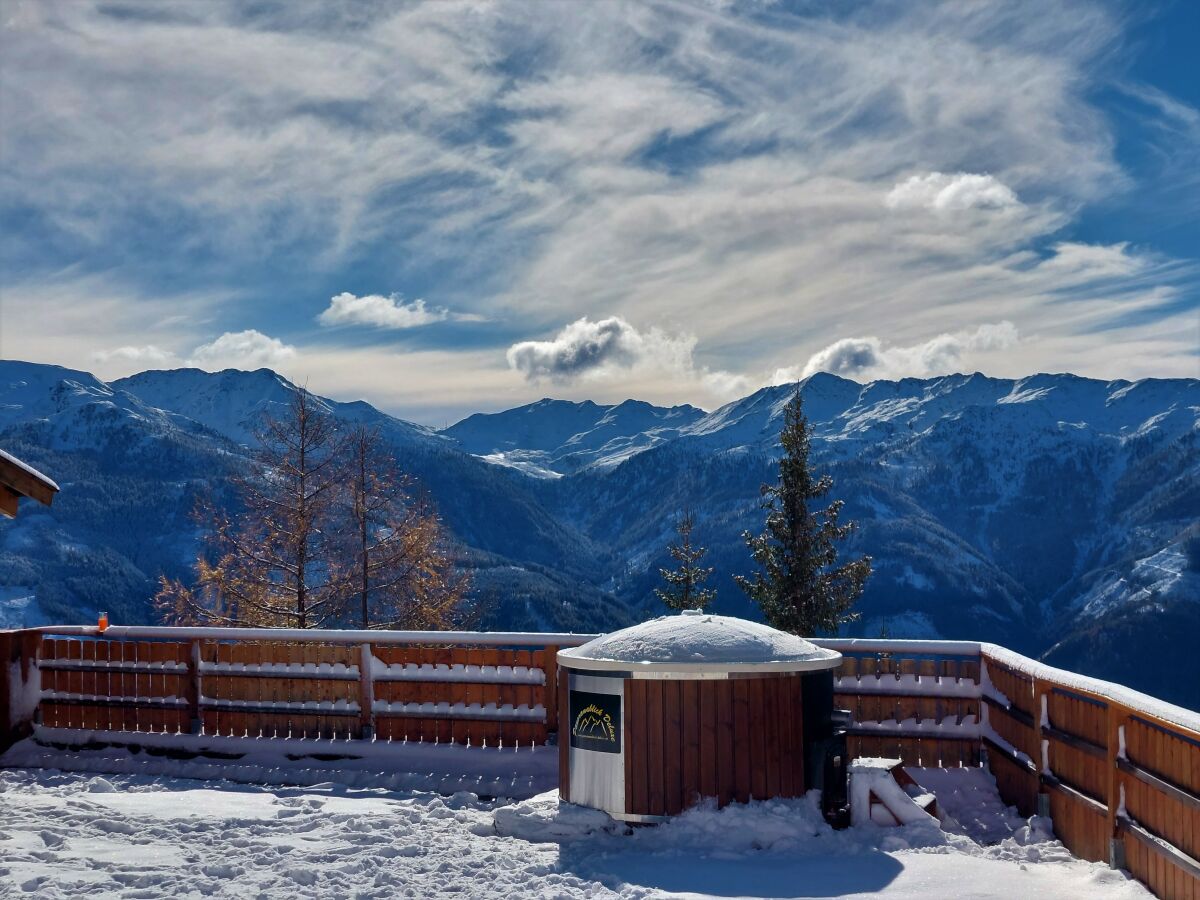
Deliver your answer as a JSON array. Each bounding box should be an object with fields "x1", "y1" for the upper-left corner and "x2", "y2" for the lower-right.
[
  {"x1": 441, "y1": 370, "x2": 1199, "y2": 706},
  {"x1": 112, "y1": 368, "x2": 443, "y2": 450},
  {"x1": 0, "y1": 360, "x2": 631, "y2": 636},
  {"x1": 1, "y1": 359, "x2": 1197, "y2": 707},
  {"x1": 445, "y1": 398, "x2": 704, "y2": 476}
]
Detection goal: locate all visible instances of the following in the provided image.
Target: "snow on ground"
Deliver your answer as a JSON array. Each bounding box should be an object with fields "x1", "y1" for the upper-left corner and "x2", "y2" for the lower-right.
[
  {"x1": 0, "y1": 765, "x2": 1150, "y2": 899},
  {"x1": 2, "y1": 730, "x2": 557, "y2": 799}
]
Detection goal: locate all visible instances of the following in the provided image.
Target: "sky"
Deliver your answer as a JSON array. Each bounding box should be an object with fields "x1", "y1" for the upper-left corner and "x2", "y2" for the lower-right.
[{"x1": 1, "y1": 0, "x2": 1197, "y2": 426}]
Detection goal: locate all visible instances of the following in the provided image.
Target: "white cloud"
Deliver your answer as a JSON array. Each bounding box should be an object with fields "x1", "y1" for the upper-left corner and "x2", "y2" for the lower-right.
[
  {"x1": 189, "y1": 330, "x2": 297, "y2": 370},
  {"x1": 92, "y1": 345, "x2": 176, "y2": 366},
  {"x1": 792, "y1": 322, "x2": 1021, "y2": 381},
  {"x1": 507, "y1": 316, "x2": 696, "y2": 382},
  {"x1": 318, "y1": 292, "x2": 450, "y2": 329},
  {"x1": 886, "y1": 173, "x2": 1021, "y2": 212},
  {"x1": 1036, "y1": 242, "x2": 1144, "y2": 279}
]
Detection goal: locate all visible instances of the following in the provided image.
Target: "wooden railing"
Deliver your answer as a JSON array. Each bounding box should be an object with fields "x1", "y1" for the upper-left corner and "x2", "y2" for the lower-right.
[
  {"x1": 823, "y1": 639, "x2": 981, "y2": 767},
  {"x1": 26, "y1": 625, "x2": 592, "y2": 749},
  {"x1": 981, "y1": 648, "x2": 1200, "y2": 900},
  {"x1": 823, "y1": 638, "x2": 1200, "y2": 900}
]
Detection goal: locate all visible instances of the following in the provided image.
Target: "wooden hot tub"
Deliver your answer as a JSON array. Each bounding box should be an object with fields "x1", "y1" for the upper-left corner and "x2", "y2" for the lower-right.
[{"x1": 557, "y1": 611, "x2": 843, "y2": 822}]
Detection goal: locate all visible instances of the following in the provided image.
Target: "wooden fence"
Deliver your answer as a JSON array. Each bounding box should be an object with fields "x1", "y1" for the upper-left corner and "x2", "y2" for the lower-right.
[
  {"x1": 26, "y1": 625, "x2": 588, "y2": 749},
  {"x1": 3, "y1": 627, "x2": 1199, "y2": 899},
  {"x1": 830, "y1": 643, "x2": 981, "y2": 768},
  {"x1": 981, "y1": 648, "x2": 1200, "y2": 900},
  {"x1": 825, "y1": 639, "x2": 1200, "y2": 900}
]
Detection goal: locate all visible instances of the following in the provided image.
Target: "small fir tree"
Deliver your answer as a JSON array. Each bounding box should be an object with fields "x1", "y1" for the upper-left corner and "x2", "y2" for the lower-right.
[
  {"x1": 655, "y1": 509, "x2": 717, "y2": 611},
  {"x1": 735, "y1": 387, "x2": 871, "y2": 635}
]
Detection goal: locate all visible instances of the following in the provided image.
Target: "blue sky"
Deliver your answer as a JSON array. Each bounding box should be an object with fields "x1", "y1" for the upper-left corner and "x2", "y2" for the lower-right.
[{"x1": 1, "y1": 0, "x2": 1197, "y2": 424}]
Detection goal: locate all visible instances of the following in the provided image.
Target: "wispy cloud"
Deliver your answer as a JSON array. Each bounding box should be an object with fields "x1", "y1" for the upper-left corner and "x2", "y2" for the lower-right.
[
  {"x1": 92, "y1": 345, "x2": 176, "y2": 366},
  {"x1": 0, "y1": 0, "x2": 1196, "y2": 422}
]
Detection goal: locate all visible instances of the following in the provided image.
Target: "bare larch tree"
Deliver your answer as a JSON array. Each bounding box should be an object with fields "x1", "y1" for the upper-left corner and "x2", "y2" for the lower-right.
[
  {"x1": 339, "y1": 424, "x2": 466, "y2": 629},
  {"x1": 156, "y1": 387, "x2": 347, "y2": 628}
]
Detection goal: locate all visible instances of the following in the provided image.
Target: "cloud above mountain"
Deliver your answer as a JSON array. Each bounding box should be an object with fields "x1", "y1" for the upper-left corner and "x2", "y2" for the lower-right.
[
  {"x1": 189, "y1": 330, "x2": 296, "y2": 370},
  {"x1": 507, "y1": 317, "x2": 696, "y2": 382},
  {"x1": 92, "y1": 345, "x2": 175, "y2": 366},
  {"x1": 787, "y1": 322, "x2": 1021, "y2": 382}
]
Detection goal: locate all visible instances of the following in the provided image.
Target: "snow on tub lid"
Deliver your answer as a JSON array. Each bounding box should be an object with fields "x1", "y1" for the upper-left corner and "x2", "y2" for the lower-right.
[{"x1": 557, "y1": 611, "x2": 841, "y2": 674}]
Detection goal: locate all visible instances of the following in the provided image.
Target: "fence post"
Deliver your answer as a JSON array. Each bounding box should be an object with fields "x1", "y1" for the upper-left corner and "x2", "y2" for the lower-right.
[
  {"x1": 544, "y1": 645, "x2": 559, "y2": 737},
  {"x1": 186, "y1": 639, "x2": 202, "y2": 734},
  {"x1": 1106, "y1": 701, "x2": 1126, "y2": 869},
  {"x1": 1033, "y1": 675, "x2": 1051, "y2": 818},
  {"x1": 359, "y1": 642, "x2": 375, "y2": 740},
  {"x1": 0, "y1": 629, "x2": 41, "y2": 753}
]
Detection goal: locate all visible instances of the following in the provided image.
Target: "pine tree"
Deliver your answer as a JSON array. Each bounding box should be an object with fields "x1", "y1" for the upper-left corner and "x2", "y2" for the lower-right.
[
  {"x1": 735, "y1": 387, "x2": 871, "y2": 635},
  {"x1": 655, "y1": 508, "x2": 717, "y2": 611},
  {"x1": 340, "y1": 424, "x2": 467, "y2": 629},
  {"x1": 156, "y1": 387, "x2": 347, "y2": 628}
]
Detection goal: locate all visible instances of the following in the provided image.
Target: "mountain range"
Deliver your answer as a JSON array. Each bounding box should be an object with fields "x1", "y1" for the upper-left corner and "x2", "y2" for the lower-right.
[{"x1": 1, "y1": 360, "x2": 1197, "y2": 708}]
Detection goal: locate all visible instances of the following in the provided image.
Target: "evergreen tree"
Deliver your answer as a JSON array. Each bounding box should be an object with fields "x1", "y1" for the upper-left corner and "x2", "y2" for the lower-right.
[
  {"x1": 735, "y1": 387, "x2": 871, "y2": 635},
  {"x1": 655, "y1": 508, "x2": 717, "y2": 611}
]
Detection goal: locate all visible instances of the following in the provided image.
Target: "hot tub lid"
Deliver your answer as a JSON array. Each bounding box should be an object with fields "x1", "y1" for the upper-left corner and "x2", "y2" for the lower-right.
[{"x1": 558, "y1": 610, "x2": 842, "y2": 674}]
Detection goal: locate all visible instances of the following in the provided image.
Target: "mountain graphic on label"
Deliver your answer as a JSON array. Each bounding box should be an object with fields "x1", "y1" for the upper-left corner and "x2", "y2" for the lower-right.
[{"x1": 572, "y1": 704, "x2": 616, "y2": 743}]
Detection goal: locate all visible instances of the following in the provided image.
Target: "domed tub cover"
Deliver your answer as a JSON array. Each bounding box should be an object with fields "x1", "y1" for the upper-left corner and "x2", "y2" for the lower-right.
[{"x1": 557, "y1": 611, "x2": 843, "y2": 822}]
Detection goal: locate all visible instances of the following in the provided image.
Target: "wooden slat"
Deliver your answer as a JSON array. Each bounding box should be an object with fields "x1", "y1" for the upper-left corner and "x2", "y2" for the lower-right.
[
  {"x1": 680, "y1": 680, "x2": 700, "y2": 809},
  {"x1": 715, "y1": 679, "x2": 735, "y2": 806},
  {"x1": 698, "y1": 680, "x2": 718, "y2": 802},
  {"x1": 663, "y1": 680, "x2": 683, "y2": 815},
  {"x1": 645, "y1": 680, "x2": 665, "y2": 813},
  {"x1": 731, "y1": 679, "x2": 751, "y2": 804},
  {"x1": 762, "y1": 678, "x2": 781, "y2": 800},
  {"x1": 748, "y1": 680, "x2": 767, "y2": 801},
  {"x1": 628, "y1": 678, "x2": 646, "y2": 811}
]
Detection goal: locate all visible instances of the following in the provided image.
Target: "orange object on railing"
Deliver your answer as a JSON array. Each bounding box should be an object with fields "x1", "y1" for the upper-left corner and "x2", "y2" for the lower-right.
[{"x1": 97, "y1": 612, "x2": 108, "y2": 632}]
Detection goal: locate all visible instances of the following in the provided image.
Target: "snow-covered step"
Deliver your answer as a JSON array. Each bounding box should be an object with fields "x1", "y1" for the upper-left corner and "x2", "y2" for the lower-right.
[
  {"x1": 369, "y1": 660, "x2": 545, "y2": 685},
  {"x1": 372, "y1": 700, "x2": 545, "y2": 722}
]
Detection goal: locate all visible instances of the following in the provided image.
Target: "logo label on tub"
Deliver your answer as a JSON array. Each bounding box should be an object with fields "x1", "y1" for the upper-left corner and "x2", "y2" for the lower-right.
[{"x1": 569, "y1": 690, "x2": 621, "y2": 754}]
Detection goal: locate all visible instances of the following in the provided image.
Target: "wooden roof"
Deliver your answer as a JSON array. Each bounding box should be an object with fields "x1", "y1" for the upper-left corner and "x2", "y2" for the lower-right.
[{"x1": 0, "y1": 449, "x2": 59, "y2": 519}]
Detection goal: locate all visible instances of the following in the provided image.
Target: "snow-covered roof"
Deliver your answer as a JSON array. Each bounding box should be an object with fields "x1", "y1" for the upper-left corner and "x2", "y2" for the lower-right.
[
  {"x1": 0, "y1": 448, "x2": 59, "y2": 517},
  {"x1": 558, "y1": 611, "x2": 842, "y2": 674},
  {"x1": 0, "y1": 449, "x2": 59, "y2": 493}
]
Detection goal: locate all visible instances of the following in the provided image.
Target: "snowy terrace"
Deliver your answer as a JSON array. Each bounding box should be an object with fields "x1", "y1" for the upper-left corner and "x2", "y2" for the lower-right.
[{"x1": 1, "y1": 626, "x2": 1198, "y2": 899}]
